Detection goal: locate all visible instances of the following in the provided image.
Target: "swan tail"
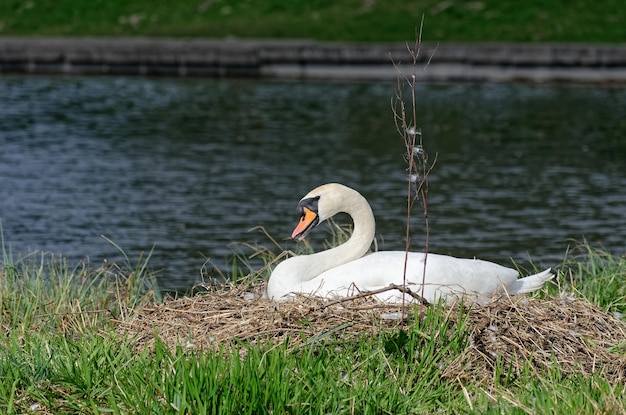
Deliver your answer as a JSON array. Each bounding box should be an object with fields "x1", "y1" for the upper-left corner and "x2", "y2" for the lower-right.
[{"x1": 508, "y1": 268, "x2": 554, "y2": 294}]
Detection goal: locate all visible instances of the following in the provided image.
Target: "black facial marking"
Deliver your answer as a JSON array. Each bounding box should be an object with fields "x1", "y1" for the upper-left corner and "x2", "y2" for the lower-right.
[{"x1": 296, "y1": 196, "x2": 320, "y2": 217}]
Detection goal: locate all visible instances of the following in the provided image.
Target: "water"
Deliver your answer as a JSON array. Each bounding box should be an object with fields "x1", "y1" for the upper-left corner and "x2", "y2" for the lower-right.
[{"x1": 1, "y1": 75, "x2": 625, "y2": 291}]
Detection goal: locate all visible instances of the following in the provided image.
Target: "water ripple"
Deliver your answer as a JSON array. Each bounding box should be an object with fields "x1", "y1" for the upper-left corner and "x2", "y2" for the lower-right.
[{"x1": 1, "y1": 76, "x2": 625, "y2": 291}]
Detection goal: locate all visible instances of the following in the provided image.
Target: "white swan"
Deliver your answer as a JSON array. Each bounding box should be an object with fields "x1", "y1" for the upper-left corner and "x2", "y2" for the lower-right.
[{"x1": 267, "y1": 183, "x2": 554, "y2": 304}]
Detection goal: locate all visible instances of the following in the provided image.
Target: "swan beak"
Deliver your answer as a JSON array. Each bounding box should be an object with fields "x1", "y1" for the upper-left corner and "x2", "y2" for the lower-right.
[{"x1": 291, "y1": 207, "x2": 319, "y2": 240}]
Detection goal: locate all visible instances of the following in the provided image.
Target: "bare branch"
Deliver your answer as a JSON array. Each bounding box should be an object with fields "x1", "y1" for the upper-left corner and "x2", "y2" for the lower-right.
[
  {"x1": 392, "y1": 16, "x2": 436, "y2": 320},
  {"x1": 318, "y1": 284, "x2": 429, "y2": 310}
]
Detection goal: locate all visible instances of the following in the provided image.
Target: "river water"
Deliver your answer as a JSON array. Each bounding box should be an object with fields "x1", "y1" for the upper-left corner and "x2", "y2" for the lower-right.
[{"x1": 1, "y1": 75, "x2": 625, "y2": 291}]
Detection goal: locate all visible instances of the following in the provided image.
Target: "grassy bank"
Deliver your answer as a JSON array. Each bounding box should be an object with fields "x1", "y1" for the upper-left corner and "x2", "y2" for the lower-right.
[
  {"x1": 1, "y1": 0, "x2": 625, "y2": 42},
  {"x1": 1, "y1": 240, "x2": 625, "y2": 414}
]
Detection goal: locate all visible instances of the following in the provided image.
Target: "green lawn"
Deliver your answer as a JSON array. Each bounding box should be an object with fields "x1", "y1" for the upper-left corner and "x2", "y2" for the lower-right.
[{"x1": 1, "y1": 0, "x2": 625, "y2": 42}]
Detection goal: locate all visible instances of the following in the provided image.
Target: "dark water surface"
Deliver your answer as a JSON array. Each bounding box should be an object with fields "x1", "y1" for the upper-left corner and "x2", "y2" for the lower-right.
[{"x1": 1, "y1": 75, "x2": 625, "y2": 291}]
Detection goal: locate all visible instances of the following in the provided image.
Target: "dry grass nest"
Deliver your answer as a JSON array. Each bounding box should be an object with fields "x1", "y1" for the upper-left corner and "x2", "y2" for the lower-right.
[{"x1": 117, "y1": 285, "x2": 626, "y2": 384}]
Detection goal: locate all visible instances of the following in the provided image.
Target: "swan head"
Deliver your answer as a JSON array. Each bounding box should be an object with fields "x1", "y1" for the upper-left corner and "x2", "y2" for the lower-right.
[
  {"x1": 292, "y1": 195, "x2": 321, "y2": 240},
  {"x1": 291, "y1": 183, "x2": 365, "y2": 241}
]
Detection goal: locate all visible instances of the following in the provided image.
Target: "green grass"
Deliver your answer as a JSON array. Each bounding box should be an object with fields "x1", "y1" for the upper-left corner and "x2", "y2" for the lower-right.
[
  {"x1": 0, "y1": 0, "x2": 625, "y2": 42},
  {"x1": 1, "y1": 239, "x2": 625, "y2": 414},
  {"x1": 562, "y1": 243, "x2": 626, "y2": 316}
]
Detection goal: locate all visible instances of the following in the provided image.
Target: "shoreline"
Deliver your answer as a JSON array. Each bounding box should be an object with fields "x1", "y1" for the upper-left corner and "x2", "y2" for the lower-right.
[{"x1": 1, "y1": 37, "x2": 626, "y2": 82}]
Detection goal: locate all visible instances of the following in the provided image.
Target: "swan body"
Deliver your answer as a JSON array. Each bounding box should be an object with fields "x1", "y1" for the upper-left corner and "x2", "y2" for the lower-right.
[{"x1": 267, "y1": 183, "x2": 554, "y2": 304}]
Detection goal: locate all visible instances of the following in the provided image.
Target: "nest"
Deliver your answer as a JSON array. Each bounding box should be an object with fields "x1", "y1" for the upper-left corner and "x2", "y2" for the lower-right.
[
  {"x1": 117, "y1": 285, "x2": 408, "y2": 351},
  {"x1": 117, "y1": 286, "x2": 626, "y2": 384},
  {"x1": 444, "y1": 293, "x2": 626, "y2": 384}
]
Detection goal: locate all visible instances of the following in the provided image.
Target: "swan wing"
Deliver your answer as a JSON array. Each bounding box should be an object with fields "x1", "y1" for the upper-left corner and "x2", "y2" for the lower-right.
[{"x1": 300, "y1": 251, "x2": 552, "y2": 303}]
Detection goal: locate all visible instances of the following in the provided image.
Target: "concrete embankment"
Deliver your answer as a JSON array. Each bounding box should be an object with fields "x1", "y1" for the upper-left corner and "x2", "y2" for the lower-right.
[{"x1": 1, "y1": 37, "x2": 626, "y2": 83}]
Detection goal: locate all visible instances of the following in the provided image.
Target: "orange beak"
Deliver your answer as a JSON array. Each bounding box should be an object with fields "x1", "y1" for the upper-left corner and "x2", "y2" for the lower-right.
[{"x1": 291, "y1": 207, "x2": 318, "y2": 240}]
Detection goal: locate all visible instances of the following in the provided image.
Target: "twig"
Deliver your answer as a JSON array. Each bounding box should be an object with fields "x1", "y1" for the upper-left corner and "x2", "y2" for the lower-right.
[
  {"x1": 318, "y1": 284, "x2": 429, "y2": 310},
  {"x1": 391, "y1": 16, "x2": 436, "y2": 320}
]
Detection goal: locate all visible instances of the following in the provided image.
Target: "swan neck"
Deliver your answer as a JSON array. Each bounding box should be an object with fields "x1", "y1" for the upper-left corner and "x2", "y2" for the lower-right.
[
  {"x1": 267, "y1": 185, "x2": 376, "y2": 300},
  {"x1": 312, "y1": 188, "x2": 375, "y2": 272}
]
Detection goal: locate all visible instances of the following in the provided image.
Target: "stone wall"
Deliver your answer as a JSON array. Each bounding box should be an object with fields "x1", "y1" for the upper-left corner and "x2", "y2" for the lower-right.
[{"x1": 2, "y1": 37, "x2": 626, "y2": 82}]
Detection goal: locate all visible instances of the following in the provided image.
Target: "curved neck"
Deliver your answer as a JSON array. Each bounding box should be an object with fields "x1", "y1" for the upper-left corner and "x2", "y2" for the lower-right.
[
  {"x1": 302, "y1": 187, "x2": 375, "y2": 278},
  {"x1": 268, "y1": 185, "x2": 376, "y2": 300}
]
